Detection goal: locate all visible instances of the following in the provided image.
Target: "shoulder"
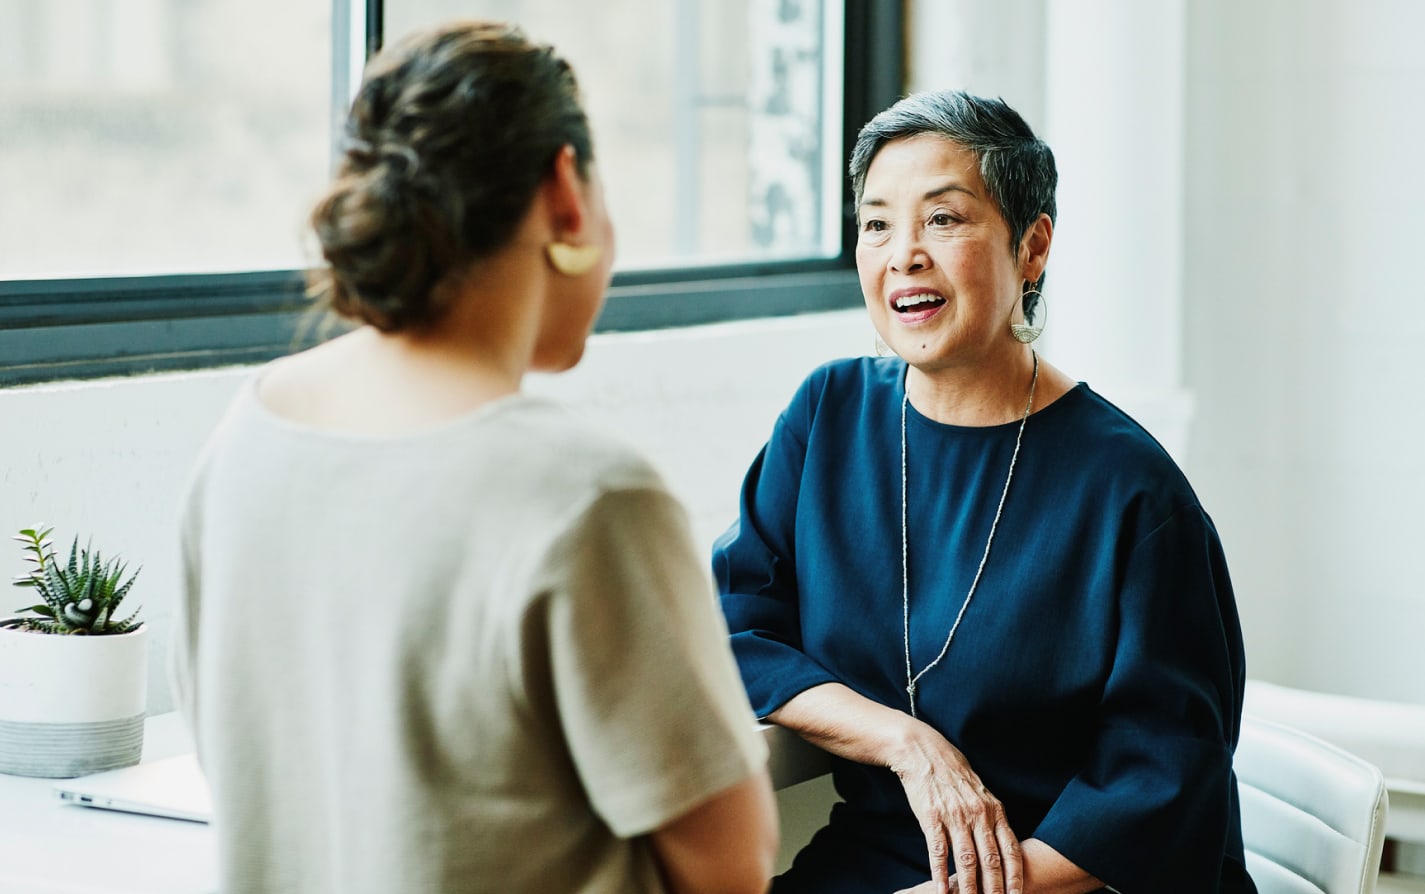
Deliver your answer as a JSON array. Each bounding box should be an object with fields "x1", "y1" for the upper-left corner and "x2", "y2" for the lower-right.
[
  {"x1": 1038, "y1": 385, "x2": 1204, "y2": 521},
  {"x1": 179, "y1": 369, "x2": 286, "y2": 545},
  {"x1": 781, "y1": 355, "x2": 901, "y2": 428},
  {"x1": 497, "y1": 398, "x2": 668, "y2": 497},
  {"x1": 799, "y1": 355, "x2": 900, "y2": 398},
  {"x1": 183, "y1": 371, "x2": 266, "y2": 486},
  {"x1": 762, "y1": 356, "x2": 900, "y2": 453},
  {"x1": 1047, "y1": 386, "x2": 1181, "y2": 467},
  {"x1": 485, "y1": 404, "x2": 684, "y2": 558}
]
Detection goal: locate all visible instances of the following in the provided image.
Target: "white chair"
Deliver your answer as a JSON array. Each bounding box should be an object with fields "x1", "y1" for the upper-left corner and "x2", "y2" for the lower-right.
[
  {"x1": 1237, "y1": 713, "x2": 1389, "y2": 894},
  {"x1": 1244, "y1": 679, "x2": 1425, "y2": 864}
]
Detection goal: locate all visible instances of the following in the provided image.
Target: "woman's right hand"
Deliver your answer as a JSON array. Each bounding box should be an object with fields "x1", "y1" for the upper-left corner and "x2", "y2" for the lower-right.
[
  {"x1": 766, "y1": 683, "x2": 1022, "y2": 894},
  {"x1": 886, "y1": 720, "x2": 1021, "y2": 894}
]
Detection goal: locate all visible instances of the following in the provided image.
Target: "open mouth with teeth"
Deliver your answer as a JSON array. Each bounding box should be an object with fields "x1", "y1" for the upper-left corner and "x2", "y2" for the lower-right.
[{"x1": 892, "y1": 294, "x2": 947, "y2": 314}]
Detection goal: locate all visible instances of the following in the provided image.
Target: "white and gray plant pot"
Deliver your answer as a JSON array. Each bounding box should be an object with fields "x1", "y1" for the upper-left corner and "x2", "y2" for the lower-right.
[{"x1": 0, "y1": 619, "x2": 147, "y2": 778}]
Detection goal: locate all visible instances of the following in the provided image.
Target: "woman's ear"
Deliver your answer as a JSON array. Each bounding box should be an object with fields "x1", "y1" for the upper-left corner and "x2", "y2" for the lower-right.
[
  {"x1": 545, "y1": 144, "x2": 587, "y2": 239},
  {"x1": 542, "y1": 144, "x2": 605, "y2": 277},
  {"x1": 1019, "y1": 213, "x2": 1054, "y2": 282}
]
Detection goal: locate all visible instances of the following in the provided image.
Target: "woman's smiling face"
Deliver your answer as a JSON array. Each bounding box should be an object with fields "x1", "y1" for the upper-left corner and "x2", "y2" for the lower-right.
[{"x1": 855, "y1": 134, "x2": 1027, "y2": 372}]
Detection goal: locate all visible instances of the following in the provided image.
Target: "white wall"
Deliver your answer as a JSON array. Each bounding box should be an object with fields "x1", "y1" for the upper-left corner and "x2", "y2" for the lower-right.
[
  {"x1": 907, "y1": 0, "x2": 1425, "y2": 705},
  {"x1": 0, "y1": 371, "x2": 242, "y2": 712},
  {"x1": 1183, "y1": 0, "x2": 1425, "y2": 703},
  {"x1": 526, "y1": 311, "x2": 876, "y2": 550},
  {"x1": 0, "y1": 311, "x2": 875, "y2": 715},
  {"x1": 906, "y1": 0, "x2": 1047, "y2": 129}
]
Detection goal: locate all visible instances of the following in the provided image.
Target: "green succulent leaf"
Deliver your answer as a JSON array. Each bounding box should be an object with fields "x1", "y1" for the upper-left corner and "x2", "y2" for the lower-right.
[
  {"x1": 62, "y1": 603, "x2": 91, "y2": 628},
  {"x1": 9, "y1": 527, "x2": 142, "y2": 635},
  {"x1": 41, "y1": 559, "x2": 71, "y2": 608},
  {"x1": 108, "y1": 607, "x2": 143, "y2": 634},
  {"x1": 14, "y1": 526, "x2": 53, "y2": 544},
  {"x1": 111, "y1": 570, "x2": 139, "y2": 606},
  {"x1": 66, "y1": 537, "x2": 81, "y2": 579}
]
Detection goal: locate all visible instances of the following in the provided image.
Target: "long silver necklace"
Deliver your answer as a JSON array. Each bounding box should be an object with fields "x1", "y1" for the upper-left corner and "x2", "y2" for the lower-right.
[{"x1": 901, "y1": 352, "x2": 1039, "y2": 718}]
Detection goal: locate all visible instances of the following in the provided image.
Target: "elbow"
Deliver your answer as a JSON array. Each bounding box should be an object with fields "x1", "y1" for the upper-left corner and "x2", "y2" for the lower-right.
[
  {"x1": 747, "y1": 820, "x2": 780, "y2": 893},
  {"x1": 740, "y1": 768, "x2": 780, "y2": 891},
  {"x1": 652, "y1": 769, "x2": 780, "y2": 894},
  {"x1": 725, "y1": 775, "x2": 780, "y2": 894}
]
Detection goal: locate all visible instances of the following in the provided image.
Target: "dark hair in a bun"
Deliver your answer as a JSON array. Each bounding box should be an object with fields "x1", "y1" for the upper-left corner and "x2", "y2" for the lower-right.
[{"x1": 308, "y1": 20, "x2": 593, "y2": 331}]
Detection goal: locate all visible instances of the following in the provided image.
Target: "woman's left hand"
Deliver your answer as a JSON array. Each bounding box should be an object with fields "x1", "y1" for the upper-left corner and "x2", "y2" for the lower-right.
[
  {"x1": 894, "y1": 880, "x2": 955, "y2": 894},
  {"x1": 888, "y1": 717, "x2": 1021, "y2": 894},
  {"x1": 894, "y1": 838, "x2": 1108, "y2": 894},
  {"x1": 767, "y1": 684, "x2": 1022, "y2": 894}
]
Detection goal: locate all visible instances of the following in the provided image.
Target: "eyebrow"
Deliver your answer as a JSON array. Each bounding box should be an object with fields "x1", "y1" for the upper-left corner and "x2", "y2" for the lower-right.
[{"x1": 859, "y1": 182, "x2": 978, "y2": 209}]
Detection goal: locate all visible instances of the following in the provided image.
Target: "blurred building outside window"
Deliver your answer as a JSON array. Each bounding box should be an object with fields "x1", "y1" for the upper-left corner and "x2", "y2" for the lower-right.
[{"x1": 0, "y1": 0, "x2": 844, "y2": 280}]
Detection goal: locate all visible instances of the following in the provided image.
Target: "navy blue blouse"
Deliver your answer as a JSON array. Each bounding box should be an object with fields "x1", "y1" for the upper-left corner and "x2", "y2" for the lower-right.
[{"x1": 715, "y1": 357, "x2": 1255, "y2": 893}]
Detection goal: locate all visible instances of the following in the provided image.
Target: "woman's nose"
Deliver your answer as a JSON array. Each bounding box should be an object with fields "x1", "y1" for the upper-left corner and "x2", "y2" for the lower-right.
[{"x1": 888, "y1": 229, "x2": 927, "y2": 273}]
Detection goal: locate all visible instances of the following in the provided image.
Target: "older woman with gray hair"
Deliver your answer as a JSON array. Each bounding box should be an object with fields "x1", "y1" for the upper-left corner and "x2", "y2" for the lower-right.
[{"x1": 716, "y1": 89, "x2": 1255, "y2": 894}]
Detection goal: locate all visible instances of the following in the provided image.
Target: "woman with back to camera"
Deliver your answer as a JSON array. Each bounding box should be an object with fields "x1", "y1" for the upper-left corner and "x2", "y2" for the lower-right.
[
  {"x1": 716, "y1": 89, "x2": 1255, "y2": 894},
  {"x1": 170, "y1": 20, "x2": 776, "y2": 894}
]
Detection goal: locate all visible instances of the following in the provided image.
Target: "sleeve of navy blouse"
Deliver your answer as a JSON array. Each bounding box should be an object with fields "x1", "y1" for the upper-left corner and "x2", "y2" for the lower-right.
[
  {"x1": 1032, "y1": 505, "x2": 1250, "y2": 893},
  {"x1": 713, "y1": 370, "x2": 843, "y2": 719}
]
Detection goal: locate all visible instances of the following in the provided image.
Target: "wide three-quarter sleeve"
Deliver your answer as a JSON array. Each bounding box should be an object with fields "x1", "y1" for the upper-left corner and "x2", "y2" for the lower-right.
[
  {"x1": 1032, "y1": 504, "x2": 1249, "y2": 892},
  {"x1": 714, "y1": 370, "x2": 843, "y2": 719}
]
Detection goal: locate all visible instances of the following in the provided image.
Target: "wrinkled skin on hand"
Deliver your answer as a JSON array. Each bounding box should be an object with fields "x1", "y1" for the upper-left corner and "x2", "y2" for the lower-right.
[{"x1": 888, "y1": 723, "x2": 1022, "y2": 894}]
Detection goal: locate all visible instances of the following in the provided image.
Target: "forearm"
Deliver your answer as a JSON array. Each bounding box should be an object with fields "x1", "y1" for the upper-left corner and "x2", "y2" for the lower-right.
[
  {"x1": 650, "y1": 770, "x2": 779, "y2": 894},
  {"x1": 766, "y1": 681, "x2": 922, "y2": 770},
  {"x1": 1018, "y1": 839, "x2": 1102, "y2": 894},
  {"x1": 775, "y1": 685, "x2": 1101, "y2": 894}
]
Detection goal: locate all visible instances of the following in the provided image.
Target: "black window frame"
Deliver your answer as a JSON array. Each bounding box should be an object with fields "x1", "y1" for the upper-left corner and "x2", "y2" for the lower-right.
[{"x1": 0, "y1": 0, "x2": 902, "y2": 387}]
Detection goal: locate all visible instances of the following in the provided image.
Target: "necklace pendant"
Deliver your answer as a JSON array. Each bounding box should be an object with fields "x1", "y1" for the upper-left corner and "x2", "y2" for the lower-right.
[{"x1": 906, "y1": 681, "x2": 918, "y2": 719}]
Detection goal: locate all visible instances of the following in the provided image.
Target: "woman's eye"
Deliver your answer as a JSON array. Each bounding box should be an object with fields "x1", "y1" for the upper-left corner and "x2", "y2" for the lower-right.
[
  {"x1": 862, "y1": 219, "x2": 887, "y2": 232},
  {"x1": 930, "y1": 212, "x2": 956, "y2": 226}
]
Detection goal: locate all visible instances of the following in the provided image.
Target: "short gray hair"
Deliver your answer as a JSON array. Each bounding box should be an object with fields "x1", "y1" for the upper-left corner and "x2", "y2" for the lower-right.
[{"x1": 850, "y1": 90, "x2": 1057, "y2": 295}]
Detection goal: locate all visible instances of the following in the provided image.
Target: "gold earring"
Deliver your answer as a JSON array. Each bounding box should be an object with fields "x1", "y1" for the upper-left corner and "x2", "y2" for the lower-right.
[
  {"x1": 545, "y1": 241, "x2": 602, "y2": 277},
  {"x1": 1010, "y1": 288, "x2": 1046, "y2": 344}
]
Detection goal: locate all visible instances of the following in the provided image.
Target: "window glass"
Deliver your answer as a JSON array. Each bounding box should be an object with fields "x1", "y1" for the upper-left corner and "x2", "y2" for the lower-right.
[
  {"x1": 383, "y1": 0, "x2": 844, "y2": 270},
  {"x1": 0, "y1": 0, "x2": 331, "y2": 279}
]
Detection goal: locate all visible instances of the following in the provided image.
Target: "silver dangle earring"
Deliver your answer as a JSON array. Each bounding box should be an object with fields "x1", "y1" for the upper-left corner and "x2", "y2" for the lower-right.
[{"x1": 1010, "y1": 286, "x2": 1047, "y2": 344}]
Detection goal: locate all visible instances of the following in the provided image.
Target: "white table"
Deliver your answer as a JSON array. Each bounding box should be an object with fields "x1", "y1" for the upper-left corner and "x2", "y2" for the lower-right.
[
  {"x1": 0, "y1": 717, "x2": 821, "y2": 893},
  {"x1": 0, "y1": 713, "x2": 216, "y2": 894}
]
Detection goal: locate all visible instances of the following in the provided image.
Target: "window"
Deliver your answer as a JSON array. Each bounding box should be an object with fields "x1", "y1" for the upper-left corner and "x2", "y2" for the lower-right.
[
  {"x1": 0, "y1": 0, "x2": 331, "y2": 280},
  {"x1": 0, "y1": 0, "x2": 902, "y2": 385},
  {"x1": 388, "y1": 0, "x2": 844, "y2": 269}
]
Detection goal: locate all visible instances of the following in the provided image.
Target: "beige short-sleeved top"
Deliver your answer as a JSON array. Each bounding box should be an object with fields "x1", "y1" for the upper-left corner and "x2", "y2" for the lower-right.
[{"x1": 171, "y1": 381, "x2": 767, "y2": 893}]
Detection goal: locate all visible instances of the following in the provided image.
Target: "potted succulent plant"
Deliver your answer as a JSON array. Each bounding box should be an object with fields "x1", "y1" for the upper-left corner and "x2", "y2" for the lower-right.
[{"x1": 0, "y1": 526, "x2": 147, "y2": 777}]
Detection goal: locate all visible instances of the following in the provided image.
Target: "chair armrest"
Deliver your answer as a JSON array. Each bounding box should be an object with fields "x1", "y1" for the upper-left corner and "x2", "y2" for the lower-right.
[
  {"x1": 759, "y1": 723, "x2": 836, "y2": 790},
  {"x1": 1245, "y1": 678, "x2": 1425, "y2": 844}
]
